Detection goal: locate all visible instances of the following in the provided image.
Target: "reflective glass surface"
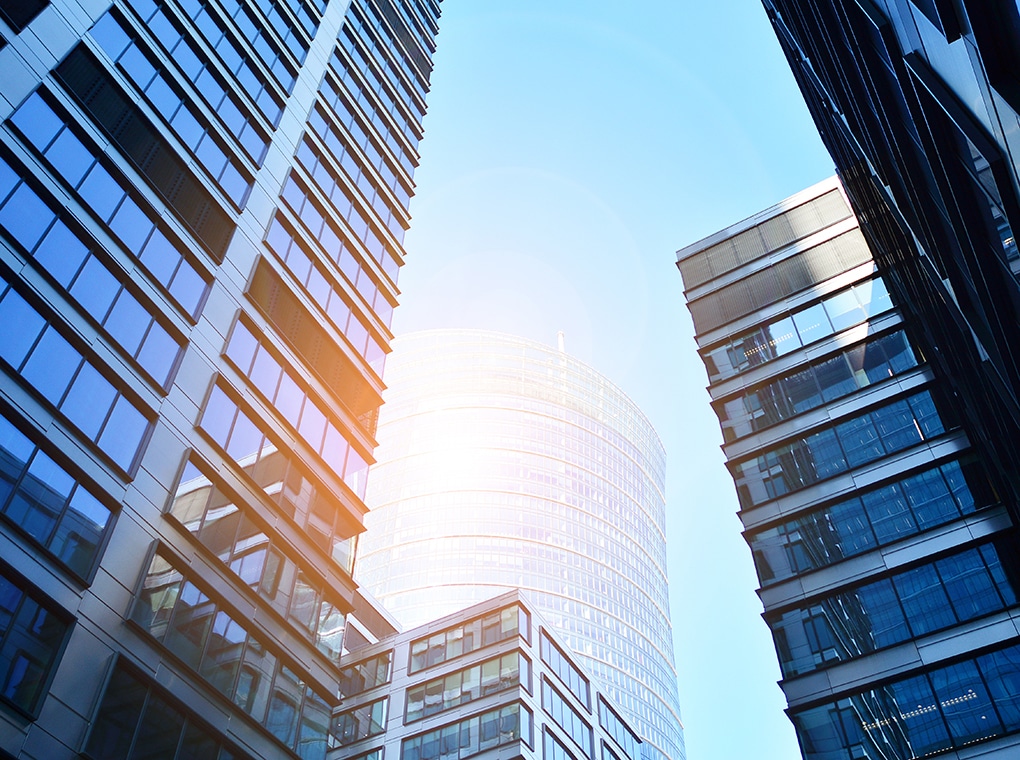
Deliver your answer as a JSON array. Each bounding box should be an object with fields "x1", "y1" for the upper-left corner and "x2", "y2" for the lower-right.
[
  {"x1": 792, "y1": 641, "x2": 1020, "y2": 759},
  {"x1": 357, "y1": 330, "x2": 683, "y2": 760}
]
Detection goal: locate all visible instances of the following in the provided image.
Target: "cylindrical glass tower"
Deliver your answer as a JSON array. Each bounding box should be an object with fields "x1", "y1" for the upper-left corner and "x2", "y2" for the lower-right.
[{"x1": 356, "y1": 329, "x2": 685, "y2": 760}]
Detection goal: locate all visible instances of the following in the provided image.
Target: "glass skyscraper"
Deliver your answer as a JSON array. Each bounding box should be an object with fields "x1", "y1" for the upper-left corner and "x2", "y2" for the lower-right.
[
  {"x1": 679, "y1": 178, "x2": 1020, "y2": 760},
  {"x1": 0, "y1": 0, "x2": 440, "y2": 757},
  {"x1": 355, "y1": 328, "x2": 686, "y2": 760}
]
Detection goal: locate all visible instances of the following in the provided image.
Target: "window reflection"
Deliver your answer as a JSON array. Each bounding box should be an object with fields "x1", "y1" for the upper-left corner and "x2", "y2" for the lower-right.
[
  {"x1": 749, "y1": 459, "x2": 979, "y2": 585},
  {"x1": 702, "y1": 277, "x2": 894, "y2": 382},
  {"x1": 170, "y1": 459, "x2": 349, "y2": 659}
]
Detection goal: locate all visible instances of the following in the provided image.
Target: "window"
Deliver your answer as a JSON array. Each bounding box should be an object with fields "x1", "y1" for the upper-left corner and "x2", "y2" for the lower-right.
[
  {"x1": 5, "y1": 96, "x2": 209, "y2": 319},
  {"x1": 0, "y1": 411, "x2": 112, "y2": 579},
  {"x1": 398, "y1": 703, "x2": 530, "y2": 760},
  {"x1": 734, "y1": 391, "x2": 946, "y2": 507},
  {"x1": 169, "y1": 459, "x2": 347, "y2": 659},
  {"x1": 541, "y1": 679, "x2": 592, "y2": 757},
  {"x1": 701, "y1": 277, "x2": 894, "y2": 382},
  {"x1": 55, "y1": 47, "x2": 236, "y2": 259},
  {"x1": 84, "y1": 661, "x2": 242, "y2": 759},
  {"x1": 540, "y1": 630, "x2": 589, "y2": 710},
  {"x1": 332, "y1": 697, "x2": 387, "y2": 747},
  {"x1": 768, "y1": 541, "x2": 1018, "y2": 677},
  {"x1": 598, "y1": 696, "x2": 641, "y2": 760},
  {"x1": 0, "y1": 566, "x2": 70, "y2": 717},
  {"x1": 791, "y1": 640, "x2": 1020, "y2": 758},
  {"x1": 339, "y1": 651, "x2": 392, "y2": 698},
  {"x1": 131, "y1": 548, "x2": 331, "y2": 756},
  {"x1": 408, "y1": 605, "x2": 528, "y2": 674},
  {"x1": 0, "y1": 276, "x2": 150, "y2": 472},
  {"x1": 405, "y1": 651, "x2": 527, "y2": 722},
  {"x1": 88, "y1": 11, "x2": 253, "y2": 206},
  {"x1": 749, "y1": 459, "x2": 981, "y2": 584},
  {"x1": 266, "y1": 213, "x2": 394, "y2": 341}
]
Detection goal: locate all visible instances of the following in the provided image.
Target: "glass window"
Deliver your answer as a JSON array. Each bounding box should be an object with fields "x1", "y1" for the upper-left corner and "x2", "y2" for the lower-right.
[{"x1": 0, "y1": 570, "x2": 70, "y2": 716}]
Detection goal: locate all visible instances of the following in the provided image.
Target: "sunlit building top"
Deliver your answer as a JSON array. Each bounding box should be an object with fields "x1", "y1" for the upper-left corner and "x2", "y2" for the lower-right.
[{"x1": 355, "y1": 328, "x2": 685, "y2": 760}]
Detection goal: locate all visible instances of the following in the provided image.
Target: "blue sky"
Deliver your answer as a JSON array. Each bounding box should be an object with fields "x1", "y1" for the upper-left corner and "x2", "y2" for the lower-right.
[{"x1": 392, "y1": 2, "x2": 835, "y2": 758}]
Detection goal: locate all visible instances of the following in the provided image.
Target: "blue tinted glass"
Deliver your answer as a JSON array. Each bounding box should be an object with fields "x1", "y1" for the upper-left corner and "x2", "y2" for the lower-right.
[
  {"x1": 54, "y1": 488, "x2": 109, "y2": 576},
  {"x1": 226, "y1": 411, "x2": 262, "y2": 461},
  {"x1": 139, "y1": 229, "x2": 178, "y2": 284},
  {"x1": 930, "y1": 661, "x2": 1001, "y2": 744},
  {"x1": 981, "y1": 544, "x2": 1017, "y2": 606},
  {"x1": 225, "y1": 323, "x2": 257, "y2": 372},
  {"x1": 33, "y1": 221, "x2": 89, "y2": 287},
  {"x1": 136, "y1": 323, "x2": 179, "y2": 385},
  {"x1": 977, "y1": 646, "x2": 1020, "y2": 731},
  {"x1": 109, "y1": 196, "x2": 153, "y2": 254},
  {"x1": 168, "y1": 261, "x2": 206, "y2": 315},
  {"x1": 47, "y1": 129, "x2": 95, "y2": 187},
  {"x1": 855, "y1": 580, "x2": 909, "y2": 647},
  {"x1": 11, "y1": 93, "x2": 62, "y2": 150},
  {"x1": 804, "y1": 428, "x2": 845, "y2": 480},
  {"x1": 904, "y1": 469, "x2": 959, "y2": 530},
  {"x1": 938, "y1": 549, "x2": 1003, "y2": 620},
  {"x1": 7, "y1": 452, "x2": 71, "y2": 542},
  {"x1": 0, "y1": 290, "x2": 46, "y2": 367},
  {"x1": 145, "y1": 76, "x2": 180, "y2": 121},
  {"x1": 61, "y1": 364, "x2": 117, "y2": 438},
  {"x1": 79, "y1": 165, "x2": 123, "y2": 221},
  {"x1": 90, "y1": 13, "x2": 131, "y2": 59},
  {"x1": 825, "y1": 498, "x2": 876, "y2": 557},
  {"x1": 171, "y1": 108, "x2": 203, "y2": 150},
  {"x1": 70, "y1": 256, "x2": 119, "y2": 321},
  {"x1": 864, "y1": 483, "x2": 917, "y2": 543},
  {"x1": 97, "y1": 397, "x2": 148, "y2": 470},
  {"x1": 909, "y1": 393, "x2": 944, "y2": 438},
  {"x1": 0, "y1": 417, "x2": 34, "y2": 502},
  {"x1": 119, "y1": 44, "x2": 156, "y2": 89},
  {"x1": 0, "y1": 184, "x2": 55, "y2": 250},
  {"x1": 871, "y1": 399, "x2": 921, "y2": 451},
  {"x1": 105, "y1": 292, "x2": 149, "y2": 354},
  {"x1": 887, "y1": 675, "x2": 952, "y2": 756},
  {"x1": 836, "y1": 416, "x2": 883, "y2": 468},
  {"x1": 22, "y1": 328, "x2": 81, "y2": 404},
  {"x1": 202, "y1": 388, "x2": 236, "y2": 445},
  {"x1": 894, "y1": 565, "x2": 955, "y2": 635}
]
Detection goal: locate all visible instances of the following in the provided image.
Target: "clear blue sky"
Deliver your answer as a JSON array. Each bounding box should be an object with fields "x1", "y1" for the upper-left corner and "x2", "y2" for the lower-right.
[{"x1": 392, "y1": 2, "x2": 834, "y2": 758}]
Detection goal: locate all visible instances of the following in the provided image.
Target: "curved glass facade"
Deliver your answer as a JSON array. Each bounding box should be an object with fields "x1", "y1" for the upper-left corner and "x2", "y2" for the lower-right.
[{"x1": 356, "y1": 329, "x2": 684, "y2": 760}]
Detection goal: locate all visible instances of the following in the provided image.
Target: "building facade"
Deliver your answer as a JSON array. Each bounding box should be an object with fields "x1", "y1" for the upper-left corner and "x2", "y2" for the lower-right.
[
  {"x1": 354, "y1": 329, "x2": 685, "y2": 760},
  {"x1": 0, "y1": 0, "x2": 440, "y2": 757},
  {"x1": 755, "y1": 3, "x2": 1020, "y2": 502},
  {"x1": 678, "y1": 177, "x2": 1020, "y2": 760},
  {"x1": 327, "y1": 589, "x2": 645, "y2": 760}
]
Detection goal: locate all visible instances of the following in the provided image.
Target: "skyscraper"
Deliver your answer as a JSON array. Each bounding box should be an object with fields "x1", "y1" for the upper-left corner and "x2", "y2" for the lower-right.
[
  {"x1": 355, "y1": 328, "x2": 685, "y2": 760},
  {"x1": 0, "y1": 0, "x2": 440, "y2": 757},
  {"x1": 758, "y1": 0, "x2": 1020, "y2": 566},
  {"x1": 679, "y1": 177, "x2": 1020, "y2": 760}
]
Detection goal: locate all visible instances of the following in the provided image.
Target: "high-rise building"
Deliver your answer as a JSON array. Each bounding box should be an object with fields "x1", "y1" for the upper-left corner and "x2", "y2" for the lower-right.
[
  {"x1": 0, "y1": 0, "x2": 440, "y2": 757},
  {"x1": 355, "y1": 328, "x2": 686, "y2": 760},
  {"x1": 327, "y1": 589, "x2": 645, "y2": 760},
  {"x1": 678, "y1": 177, "x2": 1020, "y2": 760},
  {"x1": 755, "y1": 3, "x2": 1020, "y2": 496}
]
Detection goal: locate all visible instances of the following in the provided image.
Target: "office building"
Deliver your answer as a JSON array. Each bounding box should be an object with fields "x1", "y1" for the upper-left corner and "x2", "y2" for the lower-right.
[
  {"x1": 0, "y1": 0, "x2": 440, "y2": 757},
  {"x1": 755, "y1": 2, "x2": 1020, "y2": 494},
  {"x1": 355, "y1": 328, "x2": 685, "y2": 760},
  {"x1": 678, "y1": 177, "x2": 1020, "y2": 760},
  {"x1": 328, "y1": 589, "x2": 644, "y2": 760}
]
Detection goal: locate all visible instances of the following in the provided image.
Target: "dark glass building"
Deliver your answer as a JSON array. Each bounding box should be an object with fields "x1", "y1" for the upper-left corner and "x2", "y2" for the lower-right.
[
  {"x1": 0, "y1": 0, "x2": 440, "y2": 756},
  {"x1": 678, "y1": 178, "x2": 1020, "y2": 760}
]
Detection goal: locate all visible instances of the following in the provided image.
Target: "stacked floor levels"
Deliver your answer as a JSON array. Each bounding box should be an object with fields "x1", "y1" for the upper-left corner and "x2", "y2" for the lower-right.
[
  {"x1": 328, "y1": 590, "x2": 644, "y2": 760},
  {"x1": 0, "y1": 0, "x2": 440, "y2": 757},
  {"x1": 678, "y1": 178, "x2": 1020, "y2": 760}
]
